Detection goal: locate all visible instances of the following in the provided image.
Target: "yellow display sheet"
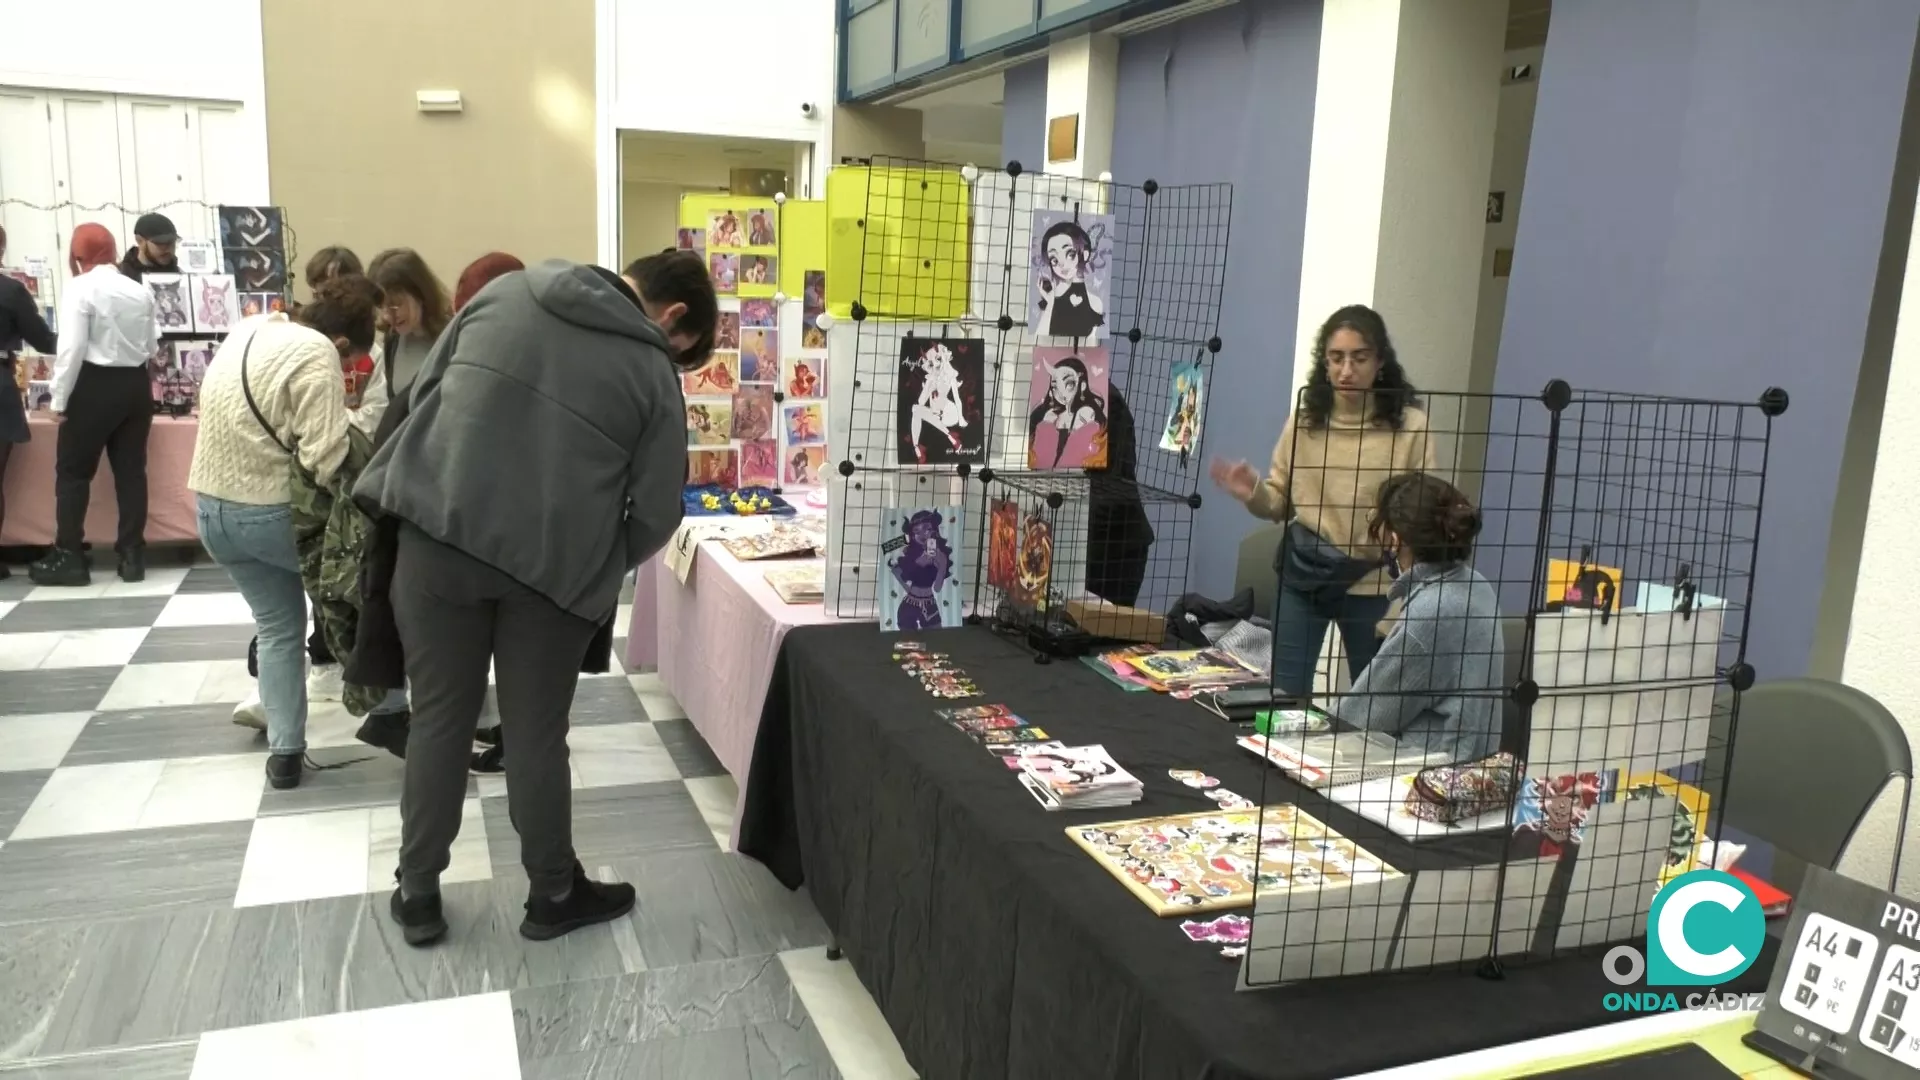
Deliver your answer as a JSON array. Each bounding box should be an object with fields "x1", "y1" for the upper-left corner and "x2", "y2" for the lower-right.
[
  {"x1": 823, "y1": 164, "x2": 970, "y2": 321},
  {"x1": 679, "y1": 194, "x2": 780, "y2": 299},
  {"x1": 1547, "y1": 557, "x2": 1624, "y2": 613},
  {"x1": 778, "y1": 199, "x2": 827, "y2": 298},
  {"x1": 1465, "y1": 1015, "x2": 1795, "y2": 1079}
]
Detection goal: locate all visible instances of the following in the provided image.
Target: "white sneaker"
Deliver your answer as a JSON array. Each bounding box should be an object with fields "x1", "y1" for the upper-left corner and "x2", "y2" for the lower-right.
[
  {"x1": 233, "y1": 691, "x2": 267, "y2": 731},
  {"x1": 308, "y1": 664, "x2": 344, "y2": 703}
]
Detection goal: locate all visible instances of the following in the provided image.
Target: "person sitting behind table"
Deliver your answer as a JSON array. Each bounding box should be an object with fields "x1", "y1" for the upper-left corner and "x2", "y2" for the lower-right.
[{"x1": 1328, "y1": 472, "x2": 1503, "y2": 762}]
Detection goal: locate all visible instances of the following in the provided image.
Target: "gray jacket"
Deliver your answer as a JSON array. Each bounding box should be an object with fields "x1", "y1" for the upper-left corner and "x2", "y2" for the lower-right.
[
  {"x1": 1332, "y1": 561, "x2": 1504, "y2": 761},
  {"x1": 353, "y1": 261, "x2": 686, "y2": 624}
]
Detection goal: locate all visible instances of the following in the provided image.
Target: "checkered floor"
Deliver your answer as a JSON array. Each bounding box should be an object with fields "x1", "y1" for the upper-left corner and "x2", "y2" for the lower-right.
[{"x1": 0, "y1": 561, "x2": 914, "y2": 1079}]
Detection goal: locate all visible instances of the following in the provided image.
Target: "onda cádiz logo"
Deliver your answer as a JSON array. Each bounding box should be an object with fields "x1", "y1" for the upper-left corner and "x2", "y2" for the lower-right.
[{"x1": 1602, "y1": 869, "x2": 1769, "y2": 1012}]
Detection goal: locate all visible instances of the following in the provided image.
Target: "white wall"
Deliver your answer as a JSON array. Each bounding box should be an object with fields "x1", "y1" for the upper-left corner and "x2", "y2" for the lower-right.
[
  {"x1": 1466, "y1": 47, "x2": 1542, "y2": 396},
  {"x1": 0, "y1": 0, "x2": 271, "y2": 202}
]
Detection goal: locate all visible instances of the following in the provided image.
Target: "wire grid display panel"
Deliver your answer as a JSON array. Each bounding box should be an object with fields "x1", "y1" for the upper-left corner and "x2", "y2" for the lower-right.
[
  {"x1": 825, "y1": 158, "x2": 1231, "y2": 621},
  {"x1": 1241, "y1": 384, "x2": 1782, "y2": 987}
]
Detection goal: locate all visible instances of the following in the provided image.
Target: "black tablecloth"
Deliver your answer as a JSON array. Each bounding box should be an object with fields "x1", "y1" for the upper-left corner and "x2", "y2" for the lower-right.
[{"x1": 738, "y1": 624, "x2": 1778, "y2": 1080}]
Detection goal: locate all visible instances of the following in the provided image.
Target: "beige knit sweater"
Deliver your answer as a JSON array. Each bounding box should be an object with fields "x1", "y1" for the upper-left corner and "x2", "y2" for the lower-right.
[
  {"x1": 1244, "y1": 398, "x2": 1434, "y2": 596},
  {"x1": 188, "y1": 315, "x2": 349, "y2": 505}
]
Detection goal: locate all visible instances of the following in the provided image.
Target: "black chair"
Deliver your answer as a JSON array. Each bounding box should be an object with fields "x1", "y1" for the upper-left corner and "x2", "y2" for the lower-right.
[{"x1": 1498, "y1": 615, "x2": 1530, "y2": 756}]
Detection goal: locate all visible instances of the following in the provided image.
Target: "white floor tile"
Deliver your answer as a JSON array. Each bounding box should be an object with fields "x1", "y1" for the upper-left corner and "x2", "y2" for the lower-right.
[
  {"x1": 568, "y1": 722, "x2": 681, "y2": 789},
  {"x1": 0, "y1": 712, "x2": 92, "y2": 771},
  {"x1": 304, "y1": 702, "x2": 366, "y2": 750},
  {"x1": 10, "y1": 760, "x2": 167, "y2": 839},
  {"x1": 0, "y1": 630, "x2": 63, "y2": 670},
  {"x1": 154, "y1": 592, "x2": 258, "y2": 628},
  {"x1": 40, "y1": 627, "x2": 152, "y2": 669},
  {"x1": 475, "y1": 775, "x2": 507, "y2": 800},
  {"x1": 0, "y1": 600, "x2": 14, "y2": 623},
  {"x1": 366, "y1": 799, "x2": 491, "y2": 892},
  {"x1": 616, "y1": 603, "x2": 634, "y2": 635},
  {"x1": 22, "y1": 567, "x2": 188, "y2": 602},
  {"x1": 196, "y1": 660, "x2": 257, "y2": 705},
  {"x1": 191, "y1": 992, "x2": 521, "y2": 1080},
  {"x1": 781, "y1": 948, "x2": 918, "y2": 1080},
  {"x1": 683, "y1": 774, "x2": 738, "y2": 851},
  {"x1": 235, "y1": 807, "x2": 373, "y2": 908},
  {"x1": 97, "y1": 660, "x2": 255, "y2": 711},
  {"x1": 627, "y1": 672, "x2": 666, "y2": 695},
  {"x1": 140, "y1": 754, "x2": 268, "y2": 830},
  {"x1": 635, "y1": 690, "x2": 687, "y2": 722}
]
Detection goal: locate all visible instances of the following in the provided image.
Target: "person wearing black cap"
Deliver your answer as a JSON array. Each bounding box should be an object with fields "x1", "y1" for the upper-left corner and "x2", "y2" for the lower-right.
[{"x1": 118, "y1": 213, "x2": 179, "y2": 283}]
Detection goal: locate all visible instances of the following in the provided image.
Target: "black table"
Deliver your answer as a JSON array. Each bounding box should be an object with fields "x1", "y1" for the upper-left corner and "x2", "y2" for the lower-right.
[{"x1": 739, "y1": 624, "x2": 1777, "y2": 1080}]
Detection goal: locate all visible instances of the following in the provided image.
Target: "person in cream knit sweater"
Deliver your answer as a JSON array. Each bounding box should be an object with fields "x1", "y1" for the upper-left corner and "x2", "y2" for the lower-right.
[
  {"x1": 189, "y1": 276, "x2": 380, "y2": 790},
  {"x1": 1210, "y1": 304, "x2": 1434, "y2": 697}
]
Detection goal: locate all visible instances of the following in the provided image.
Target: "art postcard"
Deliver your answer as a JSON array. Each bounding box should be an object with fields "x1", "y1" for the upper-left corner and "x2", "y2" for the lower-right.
[
  {"x1": 782, "y1": 401, "x2": 826, "y2": 446},
  {"x1": 987, "y1": 499, "x2": 1019, "y2": 594},
  {"x1": 239, "y1": 293, "x2": 268, "y2": 318},
  {"x1": 732, "y1": 385, "x2": 775, "y2": 440},
  {"x1": 1159, "y1": 357, "x2": 1205, "y2": 455},
  {"x1": 687, "y1": 448, "x2": 739, "y2": 489},
  {"x1": 218, "y1": 206, "x2": 285, "y2": 252},
  {"x1": 709, "y1": 254, "x2": 738, "y2": 295},
  {"x1": 681, "y1": 351, "x2": 740, "y2": 397},
  {"x1": 708, "y1": 210, "x2": 745, "y2": 249},
  {"x1": 784, "y1": 445, "x2": 827, "y2": 486},
  {"x1": 742, "y1": 329, "x2": 779, "y2": 383},
  {"x1": 740, "y1": 439, "x2": 780, "y2": 488},
  {"x1": 740, "y1": 299, "x2": 777, "y2": 329},
  {"x1": 1029, "y1": 209, "x2": 1113, "y2": 340},
  {"x1": 745, "y1": 207, "x2": 777, "y2": 247},
  {"x1": 991, "y1": 499, "x2": 1052, "y2": 609},
  {"x1": 782, "y1": 355, "x2": 823, "y2": 401},
  {"x1": 147, "y1": 274, "x2": 191, "y2": 332},
  {"x1": 188, "y1": 275, "x2": 238, "y2": 335},
  {"x1": 1546, "y1": 557, "x2": 1623, "y2": 614},
  {"x1": 803, "y1": 270, "x2": 825, "y2": 319},
  {"x1": 897, "y1": 337, "x2": 985, "y2": 466},
  {"x1": 676, "y1": 227, "x2": 706, "y2": 254},
  {"x1": 174, "y1": 342, "x2": 213, "y2": 387},
  {"x1": 739, "y1": 255, "x2": 776, "y2": 289},
  {"x1": 1026, "y1": 345, "x2": 1111, "y2": 469},
  {"x1": 879, "y1": 506, "x2": 964, "y2": 632},
  {"x1": 224, "y1": 248, "x2": 287, "y2": 292},
  {"x1": 685, "y1": 402, "x2": 733, "y2": 447},
  {"x1": 716, "y1": 310, "x2": 741, "y2": 351}
]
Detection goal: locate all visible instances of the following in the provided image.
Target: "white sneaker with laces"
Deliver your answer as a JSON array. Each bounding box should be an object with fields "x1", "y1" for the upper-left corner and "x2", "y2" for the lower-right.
[
  {"x1": 233, "y1": 691, "x2": 267, "y2": 731},
  {"x1": 308, "y1": 664, "x2": 345, "y2": 703}
]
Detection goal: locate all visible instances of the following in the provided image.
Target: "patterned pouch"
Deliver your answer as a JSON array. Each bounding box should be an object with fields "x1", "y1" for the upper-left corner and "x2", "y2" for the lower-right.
[{"x1": 1404, "y1": 752, "x2": 1519, "y2": 825}]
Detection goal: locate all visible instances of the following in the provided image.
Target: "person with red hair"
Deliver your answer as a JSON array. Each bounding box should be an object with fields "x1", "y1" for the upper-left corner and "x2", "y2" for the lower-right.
[
  {"x1": 452, "y1": 252, "x2": 525, "y2": 311},
  {"x1": 0, "y1": 225, "x2": 58, "y2": 577},
  {"x1": 31, "y1": 223, "x2": 159, "y2": 587}
]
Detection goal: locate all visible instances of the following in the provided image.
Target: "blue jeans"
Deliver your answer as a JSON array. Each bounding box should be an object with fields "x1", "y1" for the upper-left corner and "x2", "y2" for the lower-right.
[
  {"x1": 1271, "y1": 583, "x2": 1393, "y2": 699},
  {"x1": 198, "y1": 495, "x2": 307, "y2": 754}
]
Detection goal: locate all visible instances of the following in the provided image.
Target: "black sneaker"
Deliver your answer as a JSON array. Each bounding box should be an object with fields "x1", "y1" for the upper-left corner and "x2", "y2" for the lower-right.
[
  {"x1": 389, "y1": 887, "x2": 448, "y2": 947},
  {"x1": 266, "y1": 752, "x2": 303, "y2": 790},
  {"x1": 27, "y1": 548, "x2": 89, "y2": 587},
  {"x1": 355, "y1": 711, "x2": 410, "y2": 760},
  {"x1": 473, "y1": 726, "x2": 503, "y2": 747},
  {"x1": 469, "y1": 743, "x2": 504, "y2": 776},
  {"x1": 520, "y1": 863, "x2": 636, "y2": 941},
  {"x1": 0, "y1": 563, "x2": 11, "y2": 580},
  {"x1": 117, "y1": 547, "x2": 144, "y2": 583}
]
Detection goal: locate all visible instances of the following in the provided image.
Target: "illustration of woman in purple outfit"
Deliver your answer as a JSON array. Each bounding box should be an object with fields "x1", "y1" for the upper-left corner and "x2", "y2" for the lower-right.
[{"x1": 890, "y1": 509, "x2": 954, "y2": 630}]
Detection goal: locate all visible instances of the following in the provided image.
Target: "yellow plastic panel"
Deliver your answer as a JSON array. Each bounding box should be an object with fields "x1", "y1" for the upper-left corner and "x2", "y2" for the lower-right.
[{"x1": 824, "y1": 164, "x2": 970, "y2": 321}]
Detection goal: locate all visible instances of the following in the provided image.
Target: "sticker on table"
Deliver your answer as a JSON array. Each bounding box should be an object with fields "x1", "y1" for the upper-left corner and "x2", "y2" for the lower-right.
[
  {"x1": 1169, "y1": 769, "x2": 1220, "y2": 790},
  {"x1": 1779, "y1": 913, "x2": 1879, "y2": 1031},
  {"x1": 1180, "y1": 913, "x2": 1250, "y2": 945},
  {"x1": 1206, "y1": 788, "x2": 1255, "y2": 810},
  {"x1": 879, "y1": 506, "x2": 963, "y2": 633},
  {"x1": 937, "y1": 703, "x2": 1009, "y2": 721},
  {"x1": 1860, "y1": 942, "x2": 1920, "y2": 1065},
  {"x1": 980, "y1": 726, "x2": 1049, "y2": 744}
]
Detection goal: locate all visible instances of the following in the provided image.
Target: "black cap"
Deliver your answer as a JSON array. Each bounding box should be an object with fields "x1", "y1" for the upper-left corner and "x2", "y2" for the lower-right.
[{"x1": 134, "y1": 213, "x2": 177, "y2": 243}]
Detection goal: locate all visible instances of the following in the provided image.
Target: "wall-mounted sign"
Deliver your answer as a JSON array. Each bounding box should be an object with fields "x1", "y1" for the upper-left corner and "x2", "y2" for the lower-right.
[{"x1": 1047, "y1": 115, "x2": 1080, "y2": 164}]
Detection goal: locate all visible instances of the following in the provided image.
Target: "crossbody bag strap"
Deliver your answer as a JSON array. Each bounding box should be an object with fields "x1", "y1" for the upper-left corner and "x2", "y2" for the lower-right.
[{"x1": 239, "y1": 328, "x2": 292, "y2": 454}]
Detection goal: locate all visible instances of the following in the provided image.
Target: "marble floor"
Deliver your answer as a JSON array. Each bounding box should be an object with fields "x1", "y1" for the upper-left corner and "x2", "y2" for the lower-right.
[{"x1": 0, "y1": 561, "x2": 916, "y2": 1079}]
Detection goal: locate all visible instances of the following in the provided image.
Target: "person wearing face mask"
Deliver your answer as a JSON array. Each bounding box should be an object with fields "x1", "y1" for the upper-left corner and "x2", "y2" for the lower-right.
[
  {"x1": 1208, "y1": 304, "x2": 1434, "y2": 698},
  {"x1": 117, "y1": 213, "x2": 180, "y2": 283}
]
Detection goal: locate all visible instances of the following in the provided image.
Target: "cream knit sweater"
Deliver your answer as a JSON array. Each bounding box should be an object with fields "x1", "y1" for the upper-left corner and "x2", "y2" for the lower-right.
[{"x1": 188, "y1": 315, "x2": 349, "y2": 505}]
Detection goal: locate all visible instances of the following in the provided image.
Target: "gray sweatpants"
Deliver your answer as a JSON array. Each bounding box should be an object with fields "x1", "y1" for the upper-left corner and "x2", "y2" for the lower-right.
[{"x1": 392, "y1": 524, "x2": 598, "y2": 898}]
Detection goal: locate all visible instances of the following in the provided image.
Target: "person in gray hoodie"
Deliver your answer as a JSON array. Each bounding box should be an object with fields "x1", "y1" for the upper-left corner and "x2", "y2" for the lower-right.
[{"x1": 355, "y1": 255, "x2": 714, "y2": 946}]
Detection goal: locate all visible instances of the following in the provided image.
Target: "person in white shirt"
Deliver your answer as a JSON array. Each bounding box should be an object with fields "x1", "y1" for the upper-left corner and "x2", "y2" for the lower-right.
[{"x1": 30, "y1": 224, "x2": 160, "y2": 587}]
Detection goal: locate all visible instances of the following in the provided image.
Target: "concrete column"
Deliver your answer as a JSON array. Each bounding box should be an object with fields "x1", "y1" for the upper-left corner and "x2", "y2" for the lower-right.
[{"x1": 1043, "y1": 32, "x2": 1119, "y2": 180}]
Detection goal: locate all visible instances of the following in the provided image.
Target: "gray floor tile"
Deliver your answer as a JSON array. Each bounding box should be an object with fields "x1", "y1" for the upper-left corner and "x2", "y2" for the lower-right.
[
  {"x1": 0, "y1": 575, "x2": 35, "y2": 602},
  {"x1": 63, "y1": 705, "x2": 263, "y2": 766},
  {"x1": 612, "y1": 849, "x2": 829, "y2": 967},
  {"x1": 0, "y1": 919, "x2": 92, "y2": 1061},
  {"x1": 511, "y1": 955, "x2": 811, "y2": 1059},
  {"x1": 651, "y1": 720, "x2": 727, "y2": 779},
  {"x1": 173, "y1": 567, "x2": 237, "y2": 595},
  {"x1": 0, "y1": 821, "x2": 252, "y2": 928},
  {"x1": 0, "y1": 668, "x2": 119, "y2": 717},
  {"x1": 519, "y1": 1020, "x2": 841, "y2": 1080},
  {"x1": 0, "y1": 1042, "x2": 198, "y2": 1078},
  {"x1": 484, "y1": 782, "x2": 713, "y2": 873},
  {"x1": 0, "y1": 598, "x2": 169, "y2": 633},
  {"x1": 0, "y1": 770, "x2": 51, "y2": 838},
  {"x1": 255, "y1": 747, "x2": 472, "y2": 817},
  {"x1": 128, "y1": 624, "x2": 256, "y2": 665},
  {"x1": 572, "y1": 678, "x2": 648, "y2": 727}
]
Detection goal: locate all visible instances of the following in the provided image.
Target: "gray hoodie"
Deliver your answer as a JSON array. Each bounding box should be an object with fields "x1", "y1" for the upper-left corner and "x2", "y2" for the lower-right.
[{"x1": 353, "y1": 261, "x2": 687, "y2": 624}]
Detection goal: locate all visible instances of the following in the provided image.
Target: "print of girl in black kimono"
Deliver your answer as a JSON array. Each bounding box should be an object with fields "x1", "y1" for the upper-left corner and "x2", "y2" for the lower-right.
[
  {"x1": 1034, "y1": 221, "x2": 1105, "y2": 338},
  {"x1": 889, "y1": 509, "x2": 954, "y2": 630},
  {"x1": 1027, "y1": 356, "x2": 1108, "y2": 469}
]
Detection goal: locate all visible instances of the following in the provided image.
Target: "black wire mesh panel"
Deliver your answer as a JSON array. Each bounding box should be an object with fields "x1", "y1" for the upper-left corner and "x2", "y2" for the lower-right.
[
  {"x1": 1237, "y1": 382, "x2": 1783, "y2": 988},
  {"x1": 823, "y1": 156, "x2": 1231, "y2": 653}
]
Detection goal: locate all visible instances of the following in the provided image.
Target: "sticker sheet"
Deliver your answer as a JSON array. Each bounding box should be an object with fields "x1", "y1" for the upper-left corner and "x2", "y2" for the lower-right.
[
  {"x1": 878, "y1": 506, "x2": 964, "y2": 632},
  {"x1": 897, "y1": 336, "x2": 986, "y2": 466},
  {"x1": 1068, "y1": 805, "x2": 1402, "y2": 917},
  {"x1": 1511, "y1": 772, "x2": 1606, "y2": 859},
  {"x1": 1026, "y1": 345, "x2": 1111, "y2": 469},
  {"x1": 1029, "y1": 209, "x2": 1113, "y2": 341}
]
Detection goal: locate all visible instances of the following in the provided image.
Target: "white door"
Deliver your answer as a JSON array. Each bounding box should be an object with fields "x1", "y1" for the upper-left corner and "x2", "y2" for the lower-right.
[
  {"x1": 119, "y1": 98, "x2": 195, "y2": 244},
  {"x1": 0, "y1": 89, "x2": 58, "y2": 270},
  {"x1": 48, "y1": 92, "x2": 125, "y2": 290}
]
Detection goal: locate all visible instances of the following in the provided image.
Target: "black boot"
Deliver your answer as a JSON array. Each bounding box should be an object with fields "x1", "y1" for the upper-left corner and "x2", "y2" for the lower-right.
[
  {"x1": 28, "y1": 547, "x2": 89, "y2": 587},
  {"x1": 520, "y1": 862, "x2": 636, "y2": 941},
  {"x1": 117, "y1": 546, "x2": 145, "y2": 583},
  {"x1": 389, "y1": 886, "x2": 448, "y2": 947},
  {"x1": 266, "y1": 752, "x2": 303, "y2": 790},
  {"x1": 354, "y1": 710, "x2": 410, "y2": 760}
]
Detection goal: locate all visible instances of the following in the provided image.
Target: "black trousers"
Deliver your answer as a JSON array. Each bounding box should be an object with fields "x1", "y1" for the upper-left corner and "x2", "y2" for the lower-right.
[{"x1": 55, "y1": 364, "x2": 151, "y2": 553}]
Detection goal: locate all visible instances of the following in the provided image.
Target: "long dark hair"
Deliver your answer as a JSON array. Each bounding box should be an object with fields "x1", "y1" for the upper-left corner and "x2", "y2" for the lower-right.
[
  {"x1": 1028, "y1": 356, "x2": 1109, "y2": 467},
  {"x1": 369, "y1": 248, "x2": 451, "y2": 339},
  {"x1": 1367, "y1": 472, "x2": 1481, "y2": 565},
  {"x1": 1300, "y1": 304, "x2": 1417, "y2": 430}
]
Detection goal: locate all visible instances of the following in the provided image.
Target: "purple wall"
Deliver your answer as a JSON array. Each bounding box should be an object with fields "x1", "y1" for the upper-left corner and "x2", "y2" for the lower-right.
[
  {"x1": 1108, "y1": 0, "x2": 1323, "y2": 596},
  {"x1": 1000, "y1": 60, "x2": 1047, "y2": 170},
  {"x1": 1494, "y1": 0, "x2": 1920, "y2": 680}
]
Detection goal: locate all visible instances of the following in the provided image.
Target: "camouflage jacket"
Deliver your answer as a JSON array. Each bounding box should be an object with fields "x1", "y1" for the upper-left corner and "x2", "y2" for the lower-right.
[{"x1": 290, "y1": 426, "x2": 389, "y2": 716}]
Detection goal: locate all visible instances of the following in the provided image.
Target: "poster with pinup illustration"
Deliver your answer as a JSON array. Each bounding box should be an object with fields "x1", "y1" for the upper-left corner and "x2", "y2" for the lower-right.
[
  {"x1": 1026, "y1": 345, "x2": 1111, "y2": 470},
  {"x1": 1028, "y1": 209, "x2": 1113, "y2": 341},
  {"x1": 1159, "y1": 357, "x2": 1205, "y2": 455},
  {"x1": 896, "y1": 337, "x2": 985, "y2": 466},
  {"x1": 879, "y1": 505, "x2": 964, "y2": 632}
]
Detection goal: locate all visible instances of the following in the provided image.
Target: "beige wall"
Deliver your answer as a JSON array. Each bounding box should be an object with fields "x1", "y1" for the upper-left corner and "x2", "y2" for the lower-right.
[
  {"x1": 263, "y1": 0, "x2": 596, "y2": 298},
  {"x1": 621, "y1": 181, "x2": 696, "y2": 268},
  {"x1": 831, "y1": 104, "x2": 924, "y2": 164}
]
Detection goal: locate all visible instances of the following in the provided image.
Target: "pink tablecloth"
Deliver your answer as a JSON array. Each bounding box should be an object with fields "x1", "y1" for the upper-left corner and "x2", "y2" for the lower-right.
[
  {"x1": 626, "y1": 553, "x2": 661, "y2": 670},
  {"x1": 1, "y1": 416, "x2": 200, "y2": 546}
]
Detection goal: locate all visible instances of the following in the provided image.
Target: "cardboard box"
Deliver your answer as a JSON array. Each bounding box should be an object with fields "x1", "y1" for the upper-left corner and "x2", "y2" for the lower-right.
[{"x1": 1065, "y1": 597, "x2": 1165, "y2": 643}]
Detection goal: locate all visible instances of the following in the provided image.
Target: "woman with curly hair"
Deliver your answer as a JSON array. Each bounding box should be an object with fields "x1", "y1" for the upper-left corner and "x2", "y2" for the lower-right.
[{"x1": 1209, "y1": 304, "x2": 1433, "y2": 697}]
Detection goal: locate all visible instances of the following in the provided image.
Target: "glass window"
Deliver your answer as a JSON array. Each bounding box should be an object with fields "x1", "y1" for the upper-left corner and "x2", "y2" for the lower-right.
[
  {"x1": 1040, "y1": 0, "x2": 1096, "y2": 17},
  {"x1": 897, "y1": 0, "x2": 951, "y2": 71},
  {"x1": 846, "y1": 0, "x2": 898, "y2": 92},
  {"x1": 960, "y1": 0, "x2": 1033, "y2": 52}
]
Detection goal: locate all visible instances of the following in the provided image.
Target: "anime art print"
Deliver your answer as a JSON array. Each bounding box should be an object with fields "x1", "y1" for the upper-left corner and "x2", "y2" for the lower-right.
[
  {"x1": 676, "y1": 227, "x2": 706, "y2": 254},
  {"x1": 1510, "y1": 772, "x2": 1607, "y2": 860},
  {"x1": 784, "y1": 445, "x2": 827, "y2": 486},
  {"x1": 896, "y1": 337, "x2": 984, "y2": 466},
  {"x1": 716, "y1": 310, "x2": 741, "y2": 351},
  {"x1": 782, "y1": 401, "x2": 825, "y2": 446},
  {"x1": 739, "y1": 255, "x2": 776, "y2": 288},
  {"x1": 685, "y1": 402, "x2": 733, "y2": 447},
  {"x1": 1159, "y1": 357, "x2": 1205, "y2": 456},
  {"x1": 1028, "y1": 209, "x2": 1113, "y2": 341},
  {"x1": 741, "y1": 330, "x2": 778, "y2": 383},
  {"x1": 147, "y1": 274, "x2": 191, "y2": 331},
  {"x1": 687, "y1": 448, "x2": 739, "y2": 489},
  {"x1": 986, "y1": 499, "x2": 1019, "y2": 594},
  {"x1": 223, "y1": 248, "x2": 286, "y2": 293},
  {"x1": 879, "y1": 506, "x2": 964, "y2": 633},
  {"x1": 802, "y1": 270, "x2": 826, "y2": 347},
  {"x1": 218, "y1": 206, "x2": 285, "y2": 252},
  {"x1": 1026, "y1": 346, "x2": 1110, "y2": 469},
  {"x1": 709, "y1": 254, "x2": 739, "y2": 295},
  {"x1": 188, "y1": 275, "x2": 238, "y2": 335},
  {"x1": 740, "y1": 439, "x2": 780, "y2": 488},
  {"x1": 746, "y1": 207, "x2": 777, "y2": 247},
  {"x1": 990, "y1": 500, "x2": 1053, "y2": 610},
  {"x1": 682, "y1": 351, "x2": 741, "y2": 397},
  {"x1": 708, "y1": 210, "x2": 745, "y2": 249},
  {"x1": 782, "y1": 355, "x2": 822, "y2": 400},
  {"x1": 740, "y1": 299, "x2": 777, "y2": 329},
  {"x1": 731, "y1": 385, "x2": 774, "y2": 441}
]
